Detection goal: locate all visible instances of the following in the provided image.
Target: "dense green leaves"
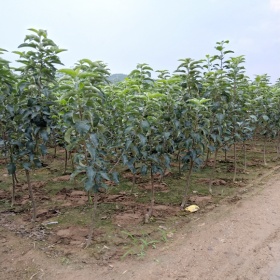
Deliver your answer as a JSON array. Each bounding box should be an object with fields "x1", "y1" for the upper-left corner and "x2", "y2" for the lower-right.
[{"x1": 1, "y1": 30, "x2": 280, "y2": 221}]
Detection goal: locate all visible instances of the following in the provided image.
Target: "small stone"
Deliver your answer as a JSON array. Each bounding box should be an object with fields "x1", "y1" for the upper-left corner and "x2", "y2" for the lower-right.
[{"x1": 167, "y1": 232, "x2": 174, "y2": 238}]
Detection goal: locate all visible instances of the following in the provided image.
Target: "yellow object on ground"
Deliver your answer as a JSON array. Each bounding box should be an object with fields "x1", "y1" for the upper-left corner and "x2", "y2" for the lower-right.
[{"x1": 185, "y1": 205, "x2": 200, "y2": 212}]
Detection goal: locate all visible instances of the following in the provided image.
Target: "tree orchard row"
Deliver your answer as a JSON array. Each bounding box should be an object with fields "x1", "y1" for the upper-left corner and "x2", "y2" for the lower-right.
[{"x1": 0, "y1": 29, "x2": 279, "y2": 244}]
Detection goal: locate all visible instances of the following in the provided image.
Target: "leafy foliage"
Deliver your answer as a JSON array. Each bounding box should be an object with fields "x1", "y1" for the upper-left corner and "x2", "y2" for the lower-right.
[{"x1": 1, "y1": 30, "x2": 280, "y2": 226}]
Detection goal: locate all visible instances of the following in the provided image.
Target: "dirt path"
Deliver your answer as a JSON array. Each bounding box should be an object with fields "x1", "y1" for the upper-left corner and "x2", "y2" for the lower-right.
[{"x1": 2, "y1": 172, "x2": 280, "y2": 280}]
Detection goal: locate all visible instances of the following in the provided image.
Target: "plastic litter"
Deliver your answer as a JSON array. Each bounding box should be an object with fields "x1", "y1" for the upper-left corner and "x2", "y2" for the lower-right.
[{"x1": 185, "y1": 205, "x2": 200, "y2": 212}]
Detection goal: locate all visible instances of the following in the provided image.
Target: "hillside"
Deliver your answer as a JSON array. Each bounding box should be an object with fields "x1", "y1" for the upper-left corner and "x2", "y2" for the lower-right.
[{"x1": 108, "y1": 73, "x2": 127, "y2": 83}]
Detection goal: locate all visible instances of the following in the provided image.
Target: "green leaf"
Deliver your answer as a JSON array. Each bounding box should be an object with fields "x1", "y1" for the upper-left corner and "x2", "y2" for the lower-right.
[
  {"x1": 75, "y1": 121, "x2": 90, "y2": 135},
  {"x1": 163, "y1": 132, "x2": 171, "y2": 140},
  {"x1": 58, "y1": 68, "x2": 78, "y2": 78},
  {"x1": 70, "y1": 166, "x2": 86, "y2": 180},
  {"x1": 127, "y1": 158, "x2": 136, "y2": 173},
  {"x1": 216, "y1": 113, "x2": 225, "y2": 124},
  {"x1": 86, "y1": 144, "x2": 96, "y2": 160},
  {"x1": 18, "y1": 81, "x2": 29, "y2": 93},
  {"x1": 138, "y1": 134, "x2": 147, "y2": 145},
  {"x1": 262, "y1": 115, "x2": 269, "y2": 121},
  {"x1": 27, "y1": 28, "x2": 40, "y2": 35},
  {"x1": 40, "y1": 130, "x2": 49, "y2": 142},
  {"x1": 85, "y1": 179, "x2": 93, "y2": 191},
  {"x1": 90, "y1": 133, "x2": 99, "y2": 146},
  {"x1": 40, "y1": 144, "x2": 47, "y2": 155},
  {"x1": 141, "y1": 120, "x2": 150, "y2": 130},
  {"x1": 140, "y1": 165, "x2": 148, "y2": 175},
  {"x1": 224, "y1": 50, "x2": 234, "y2": 55},
  {"x1": 125, "y1": 140, "x2": 133, "y2": 150},
  {"x1": 152, "y1": 164, "x2": 161, "y2": 174},
  {"x1": 6, "y1": 104, "x2": 14, "y2": 116},
  {"x1": 112, "y1": 172, "x2": 119, "y2": 184},
  {"x1": 210, "y1": 134, "x2": 217, "y2": 142},
  {"x1": 55, "y1": 48, "x2": 67, "y2": 54},
  {"x1": 34, "y1": 158, "x2": 42, "y2": 168},
  {"x1": 100, "y1": 172, "x2": 110, "y2": 181},
  {"x1": 7, "y1": 163, "x2": 16, "y2": 175},
  {"x1": 18, "y1": 43, "x2": 38, "y2": 49},
  {"x1": 122, "y1": 154, "x2": 128, "y2": 165},
  {"x1": 85, "y1": 166, "x2": 96, "y2": 191},
  {"x1": 22, "y1": 162, "x2": 31, "y2": 171},
  {"x1": 125, "y1": 126, "x2": 134, "y2": 134},
  {"x1": 64, "y1": 128, "x2": 74, "y2": 144},
  {"x1": 147, "y1": 93, "x2": 164, "y2": 99},
  {"x1": 163, "y1": 154, "x2": 171, "y2": 168}
]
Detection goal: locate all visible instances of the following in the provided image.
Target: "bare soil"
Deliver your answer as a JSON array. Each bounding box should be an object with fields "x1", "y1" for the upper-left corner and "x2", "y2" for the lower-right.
[{"x1": 1, "y1": 170, "x2": 280, "y2": 279}]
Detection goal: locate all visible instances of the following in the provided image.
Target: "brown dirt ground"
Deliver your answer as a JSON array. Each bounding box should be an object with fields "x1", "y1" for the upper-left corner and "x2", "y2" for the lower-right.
[{"x1": 2, "y1": 171, "x2": 280, "y2": 280}]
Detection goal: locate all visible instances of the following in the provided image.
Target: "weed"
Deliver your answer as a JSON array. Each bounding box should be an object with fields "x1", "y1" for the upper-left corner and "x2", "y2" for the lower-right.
[
  {"x1": 61, "y1": 256, "x2": 70, "y2": 265},
  {"x1": 121, "y1": 230, "x2": 160, "y2": 259}
]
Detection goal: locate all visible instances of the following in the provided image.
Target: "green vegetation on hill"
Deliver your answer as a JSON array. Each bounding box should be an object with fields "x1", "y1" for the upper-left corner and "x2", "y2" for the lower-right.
[{"x1": 108, "y1": 73, "x2": 127, "y2": 83}]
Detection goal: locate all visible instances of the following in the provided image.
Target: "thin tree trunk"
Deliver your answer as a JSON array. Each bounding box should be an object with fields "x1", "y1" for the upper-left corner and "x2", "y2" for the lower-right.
[
  {"x1": 253, "y1": 130, "x2": 257, "y2": 149},
  {"x1": 263, "y1": 137, "x2": 267, "y2": 165},
  {"x1": 67, "y1": 151, "x2": 75, "y2": 171},
  {"x1": 233, "y1": 142, "x2": 237, "y2": 182},
  {"x1": 54, "y1": 144, "x2": 57, "y2": 158},
  {"x1": 175, "y1": 150, "x2": 181, "y2": 174},
  {"x1": 71, "y1": 152, "x2": 75, "y2": 171},
  {"x1": 64, "y1": 148, "x2": 68, "y2": 174},
  {"x1": 205, "y1": 147, "x2": 211, "y2": 166},
  {"x1": 145, "y1": 165, "x2": 155, "y2": 223},
  {"x1": 87, "y1": 191, "x2": 91, "y2": 203},
  {"x1": 83, "y1": 141, "x2": 88, "y2": 165},
  {"x1": 130, "y1": 163, "x2": 136, "y2": 194},
  {"x1": 159, "y1": 166, "x2": 167, "y2": 183},
  {"x1": 243, "y1": 141, "x2": 247, "y2": 172},
  {"x1": 11, "y1": 173, "x2": 16, "y2": 207},
  {"x1": 277, "y1": 133, "x2": 280, "y2": 159},
  {"x1": 14, "y1": 171, "x2": 19, "y2": 183},
  {"x1": 176, "y1": 151, "x2": 182, "y2": 175},
  {"x1": 209, "y1": 148, "x2": 218, "y2": 194},
  {"x1": 130, "y1": 172, "x2": 136, "y2": 194},
  {"x1": 25, "y1": 170, "x2": 36, "y2": 221},
  {"x1": 276, "y1": 134, "x2": 279, "y2": 158},
  {"x1": 85, "y1": 192, "x2": 98, "y2": 248},
  {"x1": 180, "y1": 159, "x2": 194, "y2": 209},
  {"x1": 213, "y1": 148, "x2": 218, "y2": 169},
  {"x1": 3, "y1": 138, "x2": 8, "y2": 164}
]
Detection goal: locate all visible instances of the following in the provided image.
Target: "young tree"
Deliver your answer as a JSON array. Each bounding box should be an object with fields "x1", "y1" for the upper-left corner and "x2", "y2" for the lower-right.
[
  {"x1": 58, "y1": 59, "x2": 119, "y2": 246},
  {"x1": 11, "y1": 28, "x2": 65, "y2": 220}
]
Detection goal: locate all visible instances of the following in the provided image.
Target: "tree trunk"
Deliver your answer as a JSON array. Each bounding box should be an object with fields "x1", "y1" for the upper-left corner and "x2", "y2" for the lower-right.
[
  {"x1": 1, "y1": 132, "x2": 9, "y2": 164},
  {"x1": 54, "y1": 144, "x2": 57, "y2": 158},
  {"x1": 11, "y1": 173, "x2": 16, "y2": 207},
  {"x1": 145, "y1": 165, "x2": 155, "y2": 223},
  {"x1": 159, "y1": 167, "x2": 167, "y2": 183},
  {"x1": 263, "y1": 138, "x2": 267, "y2": 166},
  {"x1": 14, "y1": 170, "x2": 19, "y2": 183},
  {"x1": 130, "y1": 163, "x2": 136, "y2": 194},
  {"x1": 85, "y1": 192, "x2": 98, "y2": 248},
  {"x1": 25, "y1": 170, "x2": 36, "y2": 221},
  {"x1": 209, "y1": 148, "x2": 218, "y2": 194},
  {"x1": 180, "y1": 159, "x2": 194, "y2": 209},
  {"x1": 277, "y1": 133, "x2": 280, "y2": 159},
  {"x1": 233, "y1": 142, "x2": 237, "y2": 182},
  {"x1": 64, "y1": 148, "x2": 68, "y2": 174},
  {"x1": 176, "y1": 150, "x2": 181, "y2": 175},
  {"x1": 276, "y1": 133, "x2": 280, "y2": 158},
  {"x1": 205, "y1": 147, "x2": 211, "y2": 166},
  {"x1": 243, "y1": 141, "x2": 247, "y2": 172}
]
